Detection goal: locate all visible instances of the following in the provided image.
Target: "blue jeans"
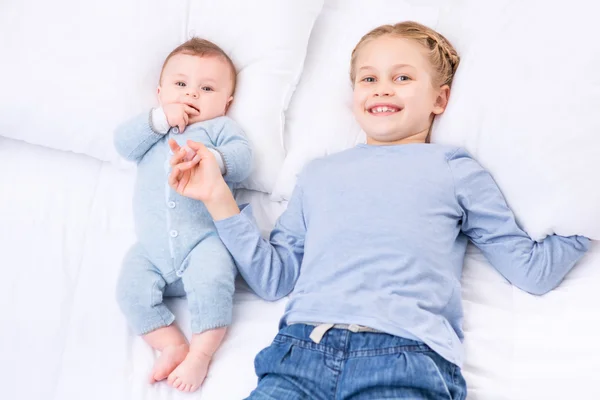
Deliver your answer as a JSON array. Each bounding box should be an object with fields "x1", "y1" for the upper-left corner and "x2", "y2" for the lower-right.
[{"x1": 246, "y1": 324, "x2": 466, "y2": 400}]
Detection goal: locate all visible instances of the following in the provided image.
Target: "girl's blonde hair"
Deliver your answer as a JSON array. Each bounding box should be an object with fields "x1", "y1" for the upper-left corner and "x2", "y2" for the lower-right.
[{"x1": 350, "y1": 21, "x2": 460, "y2": 88}]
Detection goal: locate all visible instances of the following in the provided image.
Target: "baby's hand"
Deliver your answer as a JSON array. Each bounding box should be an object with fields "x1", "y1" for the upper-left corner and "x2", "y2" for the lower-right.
[
  {"x1": 180, "y1": 145, "x2": 197, "y2": 163},
  {"x1": 163, "y1": 103, "x2": 200, "y2": 133}
]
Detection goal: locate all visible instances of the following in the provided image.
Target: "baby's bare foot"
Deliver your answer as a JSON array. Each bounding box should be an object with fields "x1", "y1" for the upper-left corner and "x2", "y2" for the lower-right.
[
  {"x1": 149, "y1": 343, "x2": 189, "y2": 384},
  {"x1": 167, "y1": 351, "x2": 211, "y2": 392}
]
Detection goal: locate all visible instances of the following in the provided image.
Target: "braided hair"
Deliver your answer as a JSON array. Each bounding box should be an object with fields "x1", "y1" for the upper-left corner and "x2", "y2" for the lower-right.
[{"x1": 350, "y1": 21, "x2": 460, "y2": 88}]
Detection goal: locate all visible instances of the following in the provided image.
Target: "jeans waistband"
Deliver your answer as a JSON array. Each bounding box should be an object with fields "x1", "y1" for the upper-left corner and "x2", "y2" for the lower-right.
[{"x1": 289, "y1": 322, "x2": 383, "y2": 344}]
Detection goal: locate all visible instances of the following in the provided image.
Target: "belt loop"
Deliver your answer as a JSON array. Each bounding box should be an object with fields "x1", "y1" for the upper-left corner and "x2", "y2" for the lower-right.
[{"x1": 309, "y1": 323, "x2": 334, "y2": 344}]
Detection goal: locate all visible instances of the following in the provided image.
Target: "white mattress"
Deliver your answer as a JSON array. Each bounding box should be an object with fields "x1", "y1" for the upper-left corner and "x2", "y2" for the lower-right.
[{"x1": 1, "y1": 137, "x2": 599, "y2": 400}]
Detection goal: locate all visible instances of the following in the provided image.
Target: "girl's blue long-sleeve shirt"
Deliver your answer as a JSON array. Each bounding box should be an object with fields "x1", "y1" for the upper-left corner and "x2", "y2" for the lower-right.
[{"x1": 214, "y1": 143, "x2": 589, "y2": 368}]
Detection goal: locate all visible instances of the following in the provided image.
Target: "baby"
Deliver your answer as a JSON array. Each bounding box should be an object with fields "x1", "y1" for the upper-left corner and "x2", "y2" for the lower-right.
[{"x1": 114, "y1": 38, "x2": 252, "y2": 392}]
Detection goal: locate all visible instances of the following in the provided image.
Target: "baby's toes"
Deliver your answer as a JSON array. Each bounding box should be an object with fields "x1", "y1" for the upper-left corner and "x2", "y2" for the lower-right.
[
  {"x1": 172, "y1": 377, "x2": 183, "y2": 389},
  {"x1": 167, "y1": 374, "x2": 176, "y2": 386}
]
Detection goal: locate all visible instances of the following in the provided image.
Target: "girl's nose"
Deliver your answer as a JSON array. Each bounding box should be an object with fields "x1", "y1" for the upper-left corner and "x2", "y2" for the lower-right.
[
  {"x1": 186, "y1": 90, "x2": 199, "y2": 99},
  {"x1": 374, "y1": 86, "x2": 393, "y2": 97}
]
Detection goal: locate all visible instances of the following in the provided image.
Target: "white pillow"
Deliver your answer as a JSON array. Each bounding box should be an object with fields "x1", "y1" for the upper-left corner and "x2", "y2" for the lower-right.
[
  {"x1": 271, "y1": 0, "x2": 441, "y2": 200},
  {"x1": 0, "y1": 0, "x2": 324, "y2": 193},
  {"x1": 431, "y1": 0, "x2": 600, "y2": 240}
]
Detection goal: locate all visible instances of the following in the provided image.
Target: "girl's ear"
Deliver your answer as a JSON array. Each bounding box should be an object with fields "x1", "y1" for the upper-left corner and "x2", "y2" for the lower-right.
[{"x1": 433, "y1": 85, "x2": 450, "y2": 115}]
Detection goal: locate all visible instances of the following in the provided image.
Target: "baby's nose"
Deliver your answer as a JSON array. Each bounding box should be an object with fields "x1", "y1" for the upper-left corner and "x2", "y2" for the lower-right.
[{"x1": 186, "y1": 90, "x2": 199, "y2": 99}]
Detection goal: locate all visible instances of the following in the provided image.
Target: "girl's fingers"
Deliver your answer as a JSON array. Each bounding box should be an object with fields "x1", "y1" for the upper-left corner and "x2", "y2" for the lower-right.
[
  {"x1": 186, "y1": 140, "x2": 212, "y2": 158},
  {"x1": 170, "y1": 148, "x2": 187, "y2": 166},
  {"x1": 168, "y1": 167, "x2": 181, "y2": 188},
  {"x1": 168, "y1": 138, "x2": 181, "y2": 153},
  {"x1": 178, "y1": 171, "x2": 190, "y2": 193}
]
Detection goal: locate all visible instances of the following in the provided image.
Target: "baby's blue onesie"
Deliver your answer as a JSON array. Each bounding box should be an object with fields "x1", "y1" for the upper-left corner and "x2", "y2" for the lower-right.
[{"x1": 114, "y1": 110, "x2": 252, "y2": 335}]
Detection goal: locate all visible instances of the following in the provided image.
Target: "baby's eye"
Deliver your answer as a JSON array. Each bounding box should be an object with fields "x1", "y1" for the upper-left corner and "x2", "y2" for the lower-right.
[
  {"x1": 201, "y1": 86, "x2": 214, "y2": 92},
  {"x1": 362, "y1": 77, "x2": 376, "y2": 83},
  {"x1": 395, "y1": 75, "x2": 410, "y2": 82},
  {"x1": 175, "y1": 81, "x2": 186, "y2": 87}
]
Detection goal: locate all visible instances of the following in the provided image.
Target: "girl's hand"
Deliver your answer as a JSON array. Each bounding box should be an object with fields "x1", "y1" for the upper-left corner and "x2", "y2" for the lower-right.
[
  {"x1": 169, "y1": 139, "x2": 237, "y2": 209},
  {"x1": 168, "y1": 139, "x2": 241, "y2": 220}
]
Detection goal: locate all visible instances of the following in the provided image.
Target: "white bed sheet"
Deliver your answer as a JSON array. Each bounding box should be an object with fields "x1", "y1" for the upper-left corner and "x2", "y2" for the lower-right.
[{"x1": 1, "y1": 137, "x2": 599, "y2": 400}]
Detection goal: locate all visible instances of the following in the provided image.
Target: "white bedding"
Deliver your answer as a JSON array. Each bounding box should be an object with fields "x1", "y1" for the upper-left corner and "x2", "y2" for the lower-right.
[
  {"x1": 2, "y1": 137, "x2": 599, "y2": 400},
  {"x1": 2, "y1": 0, "x2": 600, "y2": 398}
]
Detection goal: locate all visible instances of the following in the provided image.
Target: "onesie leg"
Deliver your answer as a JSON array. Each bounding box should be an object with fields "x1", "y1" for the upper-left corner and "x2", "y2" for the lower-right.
[
  {"x1": 116, "y1": 242, "x2": 175, "y2": 335},
  {"x1": 181, "y1": 235, "x2": 237, "y2": 333},
  {"x1": 166, "y1": 235, "x2": 237, "y2": 392},
  {"x1": 116, "y1": 243, "x2": 190, "y2": 384}
]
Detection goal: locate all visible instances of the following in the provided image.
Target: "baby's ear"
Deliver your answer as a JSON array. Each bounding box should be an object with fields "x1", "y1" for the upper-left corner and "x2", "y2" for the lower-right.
[
  {"x1": 224, "y1": 96, "x2": 234, "y2": 114},
  {"x1": 156, "y1": 86, "x2": 163, "y2": 104},
  {"x1": 433, "y1": 85, "x2": 450, "y2": 115}
]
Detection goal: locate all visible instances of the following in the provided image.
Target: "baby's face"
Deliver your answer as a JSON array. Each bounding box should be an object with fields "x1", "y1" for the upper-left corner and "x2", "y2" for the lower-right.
[
  {"x1": 352, "y1": 36, "x2": 447, "y2": 144},
  {"x1": 158, "y1": 53, "x2": 234, "y2": 124}
]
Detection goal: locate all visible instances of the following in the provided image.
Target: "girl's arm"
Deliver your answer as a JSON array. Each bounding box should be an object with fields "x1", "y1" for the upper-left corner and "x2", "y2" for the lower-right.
[
  {"x1": 448, "y1": 149, "x2": 590, "y2": 295},
  {"x1": 169, "y1": 140, "x2": 305, "y2": 300}
]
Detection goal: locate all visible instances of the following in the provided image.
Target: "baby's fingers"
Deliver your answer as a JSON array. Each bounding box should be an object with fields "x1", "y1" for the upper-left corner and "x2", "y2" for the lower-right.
[
  {"x1": 174, "y1": 156, "x2": 201, "y2": 171},
  {"x1": 181, "y1": 112, "x2": 189, "y2": 131},
  {"x1": 183, "y1": 105, "x2": 200, "y2": 116}
]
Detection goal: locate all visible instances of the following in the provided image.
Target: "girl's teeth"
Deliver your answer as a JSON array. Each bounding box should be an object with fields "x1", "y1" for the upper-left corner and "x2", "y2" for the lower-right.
[{"x1": 371, "y1": 106, "x2": 397, "y2": 113}]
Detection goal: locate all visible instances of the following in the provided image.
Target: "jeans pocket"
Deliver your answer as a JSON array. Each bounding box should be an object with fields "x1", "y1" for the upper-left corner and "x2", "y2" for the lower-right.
[
  {"x1": 422, "y1": 351, "x2": 467, "y2": 400},
  {"x1": 418, "y1": 352, "x2": 454, "y2": 400},
  {"x1": 254, "y1": 336, "x2": 295, "y2": 379},
  {"x1": 450, "y1": 364, "x2": 467, "y2": 400}
]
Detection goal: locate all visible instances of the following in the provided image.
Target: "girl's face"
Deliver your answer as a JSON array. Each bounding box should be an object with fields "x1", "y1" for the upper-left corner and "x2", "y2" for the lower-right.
[{"x1": 352, "y1": 35, "x2": 449, "y2": 145}]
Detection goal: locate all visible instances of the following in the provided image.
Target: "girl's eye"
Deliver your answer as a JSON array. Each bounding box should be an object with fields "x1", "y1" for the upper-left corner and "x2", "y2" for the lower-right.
[
  {"x1": 395, "y1": 75, "x2": 410, "y2": 82},
  {"x1": 201, "y1": 86, "x2": 214, "y2": 92},
  {"x1": 175, "y1": 82, "x2": 186, "y2": 87},
  {"x1": 362, "y1": 77, "x2": 376, "y2": 83}
]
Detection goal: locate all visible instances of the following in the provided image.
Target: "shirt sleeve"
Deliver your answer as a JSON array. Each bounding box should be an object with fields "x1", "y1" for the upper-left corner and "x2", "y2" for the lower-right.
[
  {"x1": 448, "y1": 149, "x2": 590, "y2": 295},
  {"x1": 211, "y1": 118, "x2": 253, "y2": 183},
  {"x1": 214, "y1": 180, "x2": 307, "y2": 300},
  {"x1": 114, "y1": 110, "x2": 165, "y2": 163}
]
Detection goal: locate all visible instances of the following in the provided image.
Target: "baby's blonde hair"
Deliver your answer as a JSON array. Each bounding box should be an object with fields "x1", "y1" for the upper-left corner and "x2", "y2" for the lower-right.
[{"x1": 350, "y1": 21, "x2": 460, "y2": 88}]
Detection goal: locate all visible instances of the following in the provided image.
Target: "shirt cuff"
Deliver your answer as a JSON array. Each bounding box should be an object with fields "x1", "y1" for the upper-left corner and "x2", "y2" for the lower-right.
[
  {"x1": 150, "y1": 107, "x2": 171, "y2": 134},
  {"x1": 208, "y1": 148, "x2": 226, "y2": 175},
  {"x1": 214, "y1": 204, "x2": 253, "y2": 229},
  {"x1": 576, "y1": 235, "x2": 591, "y2": 250}
]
